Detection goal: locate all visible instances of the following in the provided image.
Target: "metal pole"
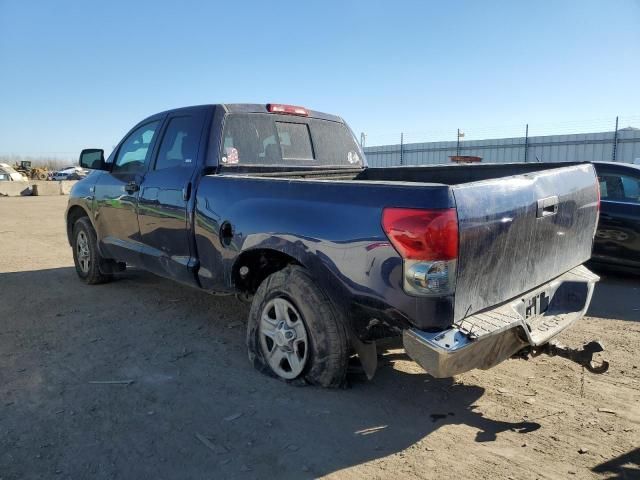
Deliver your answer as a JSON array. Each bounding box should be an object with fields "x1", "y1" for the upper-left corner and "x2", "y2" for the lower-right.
[
  {"x1": 400, "y1": 132, "x2": 404, "y2": 166},
  {"x1": 612, "y1": 116, "x2": 619, "y2": 162},
  {"x1": 360, "y1": 132, "x2": 366, "y2": 148},
  {"x1": 456, "y1": 129, "x2": 460, "y2": 157},
  {"x1": 524, "y1": 124, "x2": 529, "y2": 163}
]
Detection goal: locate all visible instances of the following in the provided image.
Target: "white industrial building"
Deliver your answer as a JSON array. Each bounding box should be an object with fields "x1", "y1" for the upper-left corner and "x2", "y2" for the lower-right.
[{"x1": 363, "y1": 127, "x2": 640, "y2": 167}]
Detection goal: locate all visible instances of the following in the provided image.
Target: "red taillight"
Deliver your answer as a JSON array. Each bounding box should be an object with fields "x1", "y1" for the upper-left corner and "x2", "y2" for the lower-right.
[
  {"x1": 382, "y1": 208, "x2": 458, "y2": 261},
  {"x1": 266, "y1": 103, "x2": 308, "y2": 116}
]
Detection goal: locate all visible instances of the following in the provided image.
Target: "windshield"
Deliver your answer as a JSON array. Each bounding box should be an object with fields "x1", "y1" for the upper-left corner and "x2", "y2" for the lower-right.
[{"x1": 220, "y1": 113, "x2": 364, "y2": 168}]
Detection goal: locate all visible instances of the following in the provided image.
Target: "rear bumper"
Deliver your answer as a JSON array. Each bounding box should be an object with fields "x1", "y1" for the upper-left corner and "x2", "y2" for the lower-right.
[{"x1": 403, "y1": 265, "x2": 599, "y2": 377}]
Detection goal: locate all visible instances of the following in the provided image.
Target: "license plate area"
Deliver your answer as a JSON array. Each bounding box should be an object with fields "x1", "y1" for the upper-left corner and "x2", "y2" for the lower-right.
[
  {"x1": 523, "y1": 291, "x2": 550, "y2": 321},
  {"x1": 515, "y1": 282, "x2": 584, "y2": 345}
]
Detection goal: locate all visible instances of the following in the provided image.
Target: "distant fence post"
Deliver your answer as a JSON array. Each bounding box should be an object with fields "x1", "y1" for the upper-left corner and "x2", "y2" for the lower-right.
[
  {"x1": 612, "y1": 116, "x2": 619, "y2": 162},
  {"x1": 456, "y1": 129, "x2": 460, "y2": 157},
  {"x1": 524, "y1": 124, "x2": 529, "y2": 163},
  {"x1": 400, "y1": 132, "x2": 404, "y2": 166}
]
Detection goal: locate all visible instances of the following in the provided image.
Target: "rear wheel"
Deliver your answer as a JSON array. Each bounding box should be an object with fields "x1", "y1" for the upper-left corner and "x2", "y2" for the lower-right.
[
  {"x1": 72, "y1": 217, "x2": 112, "y2": 284},
  {"x1": 247, "y1": 265, "x2": 349, "y2": 388},
  {"x1": 259, "y1": 297, "x2": 309, "y2": 379}
]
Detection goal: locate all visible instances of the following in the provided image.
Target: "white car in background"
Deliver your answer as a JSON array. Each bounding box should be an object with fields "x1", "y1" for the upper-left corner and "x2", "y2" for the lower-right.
[{"x1": 52, "y1": 166, "x2": 88, "y2": 181}]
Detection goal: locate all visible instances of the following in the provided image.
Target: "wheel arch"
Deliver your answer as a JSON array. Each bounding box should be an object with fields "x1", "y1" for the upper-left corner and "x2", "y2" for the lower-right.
[
  {"x1": 232, "y1": 248, "x2": 302, "y2": 294},
  {"x1": 66, "y1": 205, "x2": 91, "y2": 246}
]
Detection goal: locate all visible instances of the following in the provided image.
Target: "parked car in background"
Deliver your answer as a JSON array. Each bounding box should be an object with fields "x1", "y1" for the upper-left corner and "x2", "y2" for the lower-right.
[
  {"x1": 591, "y1": 161, "x2": 640, "y2": 273},
  {"x1": 53, "y1": 166, "x2": 88, "y2": 181},
  {"x1": 0, "y1": 163, "x2": 28, "y2": 181}
]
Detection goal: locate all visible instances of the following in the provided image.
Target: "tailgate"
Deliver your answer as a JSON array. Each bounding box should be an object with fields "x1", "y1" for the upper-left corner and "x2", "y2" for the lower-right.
[{"x1": 452, "y1": 163, "x2": 598, "y2": 322}]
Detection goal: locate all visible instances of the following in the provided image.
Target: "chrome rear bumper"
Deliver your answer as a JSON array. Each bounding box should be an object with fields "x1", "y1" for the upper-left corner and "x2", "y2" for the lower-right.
[{"x1": 403, "y1": 265, "x2": 599, "y2": 378}]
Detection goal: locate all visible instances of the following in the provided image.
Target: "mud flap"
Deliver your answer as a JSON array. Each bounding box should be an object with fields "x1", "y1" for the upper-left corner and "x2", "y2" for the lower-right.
[
  {"x1": 350, "y1": 334, "x2": 378, "y2": 380},
  {"x1": 99, "y1": 260, "x2": 126, "y2": 274}
]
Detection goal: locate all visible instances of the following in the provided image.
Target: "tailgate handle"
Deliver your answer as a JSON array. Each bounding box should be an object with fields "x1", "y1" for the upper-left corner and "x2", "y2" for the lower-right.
[{"x1": 537, "y1": 196, "x2": 559, "y2": 218}]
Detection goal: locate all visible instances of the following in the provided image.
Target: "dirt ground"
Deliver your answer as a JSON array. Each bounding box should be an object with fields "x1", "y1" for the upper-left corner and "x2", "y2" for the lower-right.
[{"x1": 1, "y1": 196, "x2": 639, "y2": 480}]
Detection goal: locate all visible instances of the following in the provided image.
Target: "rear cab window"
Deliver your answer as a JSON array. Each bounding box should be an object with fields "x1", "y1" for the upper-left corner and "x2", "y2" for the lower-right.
[{"x1": 220, "y1": 113, "x2": 363, "y2": 168}]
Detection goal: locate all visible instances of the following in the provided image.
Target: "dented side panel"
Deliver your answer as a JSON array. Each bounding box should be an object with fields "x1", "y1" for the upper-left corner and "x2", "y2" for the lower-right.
[{"x1": 193, "y1": 175, "x2": 456, "y2": 335}]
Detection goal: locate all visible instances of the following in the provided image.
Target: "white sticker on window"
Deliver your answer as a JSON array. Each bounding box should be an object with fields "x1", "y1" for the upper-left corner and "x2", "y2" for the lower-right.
[
  {"x1": 225, "y1": 147, "x2": 239, "y2": 164},
  {"x1": 347, "y1": 151, "x2": 360, "y2": 164}
]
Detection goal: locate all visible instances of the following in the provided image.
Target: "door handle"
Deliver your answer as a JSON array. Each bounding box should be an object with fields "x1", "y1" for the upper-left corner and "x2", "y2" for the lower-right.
[
  {"x1": 537, "y1": 195, "x2": 559, "y2": 218},
  {"x1": 125, "y1": 181, "x2": 140, "y2": 194}
]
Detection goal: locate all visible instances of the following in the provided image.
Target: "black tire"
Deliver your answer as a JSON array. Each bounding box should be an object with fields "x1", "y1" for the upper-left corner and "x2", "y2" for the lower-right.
[
  {"x1": 72, "y1": 217, "x2": 112, "y2": 285},
  {"x1": 247, "y1": 265, "x2": 349, "y2": 388}
]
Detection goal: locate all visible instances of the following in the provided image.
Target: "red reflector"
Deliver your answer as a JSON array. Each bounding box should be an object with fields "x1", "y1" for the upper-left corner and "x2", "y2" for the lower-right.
[
  {"x1": 382, "y1": 208, "x2": 458, "y2": 261},
  {"x1": 267, "y1": 103, "x2": 308, "y2": 116}
]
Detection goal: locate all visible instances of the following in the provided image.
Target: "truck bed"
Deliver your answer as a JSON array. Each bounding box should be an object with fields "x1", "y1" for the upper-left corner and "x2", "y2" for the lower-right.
[
  {"x1": 205, "y1": 162, "x2": 598, "y2": 331},
  {"x1": 357, "y1": 162, "x2": 581, "y2": 184},
  {"x1": 228, "y1": 161, "x2": 582, "y2": 184}
]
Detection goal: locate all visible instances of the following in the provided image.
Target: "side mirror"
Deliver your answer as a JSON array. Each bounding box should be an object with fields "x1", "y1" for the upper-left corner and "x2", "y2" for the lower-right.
[{"x1": 79, "y1": 149, "x2": 106, "y2": 170}]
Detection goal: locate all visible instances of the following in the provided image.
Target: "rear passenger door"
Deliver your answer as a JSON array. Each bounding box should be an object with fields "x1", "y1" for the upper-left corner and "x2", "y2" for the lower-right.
[{"x1": 137, "y1": 109, "x2": 207, "y2": 284}]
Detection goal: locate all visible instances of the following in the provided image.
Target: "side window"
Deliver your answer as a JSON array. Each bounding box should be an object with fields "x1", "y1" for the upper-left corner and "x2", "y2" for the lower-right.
[
  {"x1": 599, "y1": 172, "x2": 640, "y2": 204},
  {"x1": 621, "y1": 175, "x2": 640, "y2": 202},
  {"x1": 113, "y1": 121, "x2": 161, "y2": 173},
  {"x1": 155, "y1": 116, "x2": 202, "y2": 170}
]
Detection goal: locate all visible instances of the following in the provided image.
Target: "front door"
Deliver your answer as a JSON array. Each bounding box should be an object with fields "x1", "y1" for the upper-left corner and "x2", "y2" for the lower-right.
[
  {"x1": 137, "y1": 111, "x2": 206, "y2": 284},
  {"x1": 94, "y1": 120, "x2": 162, "y2": 265}
]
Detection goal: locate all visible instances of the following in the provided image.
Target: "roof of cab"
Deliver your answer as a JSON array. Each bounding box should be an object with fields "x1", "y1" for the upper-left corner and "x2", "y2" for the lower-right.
[
  {"x1": 135, "y1": 103, "x2": 344, "y2": 130},
  {"x1": 221, "y1": 103, "x2": 342, "y2": 123}
]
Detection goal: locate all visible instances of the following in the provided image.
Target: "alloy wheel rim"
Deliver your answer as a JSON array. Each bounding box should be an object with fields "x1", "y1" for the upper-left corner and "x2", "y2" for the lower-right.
[
  {"x1": 259, "y1": 297, "x2": 309, "y2": 379},
  {"x1": 76, "y1": 231, "x2": 90, "y2": 273}
]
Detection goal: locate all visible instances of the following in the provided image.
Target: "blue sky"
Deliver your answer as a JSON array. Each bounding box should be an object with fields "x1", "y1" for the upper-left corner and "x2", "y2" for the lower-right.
[{"x1": 1, "y1": 0, "x2": 639, "y2": 158}]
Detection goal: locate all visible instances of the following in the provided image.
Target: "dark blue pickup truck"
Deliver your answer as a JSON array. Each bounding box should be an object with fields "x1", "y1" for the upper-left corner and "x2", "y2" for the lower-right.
[{"x1": 66, "y1": 103, "x2": 605, "y2": 387}]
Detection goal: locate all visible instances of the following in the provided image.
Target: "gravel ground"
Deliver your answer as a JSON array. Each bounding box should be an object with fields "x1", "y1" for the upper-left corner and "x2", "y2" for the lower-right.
[{"x1": 1, "y1": 196, "x2": 639, "y2": 479}]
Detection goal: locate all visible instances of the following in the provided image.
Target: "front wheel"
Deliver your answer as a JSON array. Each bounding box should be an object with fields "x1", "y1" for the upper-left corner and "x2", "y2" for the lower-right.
[
  {"x1": 72, "y1": 217, "x2": 112, "y2": 285},
  {"x1": 247, "y1": 265, "x2": 349, "y2": 388}
]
